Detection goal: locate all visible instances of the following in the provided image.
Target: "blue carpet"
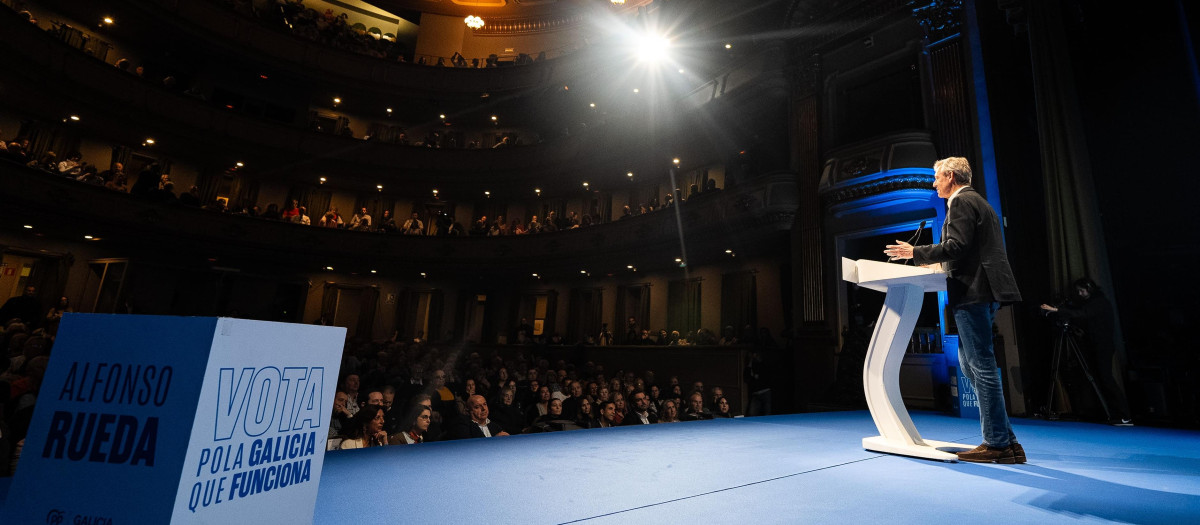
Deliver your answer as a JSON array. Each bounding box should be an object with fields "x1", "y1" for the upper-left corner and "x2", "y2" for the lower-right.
[
  {"x1": 311, "y1": 411, "x2": 1200, "y2": 524},
  {"x1": 3, "y1": 411, "x2": 1197, "y2": 523}
]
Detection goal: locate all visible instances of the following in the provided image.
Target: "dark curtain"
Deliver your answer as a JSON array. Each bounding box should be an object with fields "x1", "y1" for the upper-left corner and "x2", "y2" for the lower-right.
[
  {"x1": 18, "y1": 120, "x2": 80, "y2": 159},
  {"x1": 231, "y1": 177, "x2": 260, "y2": 210},
  {"x1": 615, "y1": 284, "x2": 650, "y2": 343},
  {"x1": 299, "y1": 187, "x2": 332, "y2": 217},
  {"x1": 568, "y1": 288, "x2": 603, "y2": 343},
  {"x1": 320, "y1": 282, "x2": 338, "y2": 324},
  {"x1": 1027, "y1": 0, "x2": 1124, "y2": 357},
  {"x1": 667, "y1": 278, "x2": 702, "y2": 335},
  {"x1": 356, "y1": 286, "x2": 379, "y2": 341},
  {"x1": 721, "y1": 271, "x2": 757, "y2": 339},
  {"x1": 196, "y1": 169, "x2": 220, "y2": 205},
  {"x1": 428, "y1": 291, "x2": 444, "y2": 342}
]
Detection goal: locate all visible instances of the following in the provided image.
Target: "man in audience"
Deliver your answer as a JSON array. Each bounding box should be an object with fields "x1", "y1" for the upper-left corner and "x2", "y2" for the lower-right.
[
  {"x1": 457, "y1": 394, "x2": 509, "y2": 438},
  {"x1": 622, "y1": 391, "x2": 657, "y2": 425},
  {"x1": 598, "y1": 401, "x2": 619, "y2": 428},
  {"x1": 349, "y1": 207, "x2": 372, "y2": 231},
  {"x1": 681, "y1": 392, "x2": 713, "y2": 421},
  {"x1": 402, "y1": 212, "x2": 424, "y2": 235},
  {"x1": 0, "y1": 285, "x2": 40, "y2": 327}
]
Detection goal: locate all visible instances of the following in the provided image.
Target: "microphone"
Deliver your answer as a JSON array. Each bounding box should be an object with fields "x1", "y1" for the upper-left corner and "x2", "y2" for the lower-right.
[{"x1": 903, "y1": 220, "x2": 926, "y2": 265}]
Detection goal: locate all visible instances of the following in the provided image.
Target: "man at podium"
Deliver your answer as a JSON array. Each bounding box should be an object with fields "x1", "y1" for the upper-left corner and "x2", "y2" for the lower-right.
[{"x1": 884, "y1": 157, "x2": 1024, "y2": 464}]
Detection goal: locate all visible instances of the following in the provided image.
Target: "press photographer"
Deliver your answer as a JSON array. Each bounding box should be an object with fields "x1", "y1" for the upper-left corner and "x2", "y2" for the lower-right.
[{"x1": 1039, "y1": 278, "x2": 1133, "y2": 426}]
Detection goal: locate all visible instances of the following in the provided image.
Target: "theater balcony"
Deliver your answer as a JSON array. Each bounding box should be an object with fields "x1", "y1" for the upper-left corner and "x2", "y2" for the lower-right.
[{"x1": 0, "y1": 161, "x2": 798, "y2": 278}]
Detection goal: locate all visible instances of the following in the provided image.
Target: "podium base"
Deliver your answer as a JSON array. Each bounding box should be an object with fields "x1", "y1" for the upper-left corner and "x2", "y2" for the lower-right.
[{"x1": 862, "y1": 436, "x2": 972, "y2": 462}]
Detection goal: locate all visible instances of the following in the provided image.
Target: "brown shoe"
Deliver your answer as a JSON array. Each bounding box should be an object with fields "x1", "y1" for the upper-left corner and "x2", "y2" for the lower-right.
[
  {"x1": 1011, "y1": 442, "x2": 1026, "y2": 464},
  {"x1": 957, "y1": 443, "x2": 1016, "y2": 464}
]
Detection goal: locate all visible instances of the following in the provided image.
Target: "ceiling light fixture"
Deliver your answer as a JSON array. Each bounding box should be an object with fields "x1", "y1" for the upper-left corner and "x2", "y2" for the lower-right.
[{"x1": 465, "y1": 15, "x2": 484, "y2": 30}]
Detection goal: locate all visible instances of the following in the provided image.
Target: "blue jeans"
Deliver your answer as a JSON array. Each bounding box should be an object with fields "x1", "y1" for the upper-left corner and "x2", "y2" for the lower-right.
[{"x1": 954, "y1": 302, "x2": 1016, "y2": 448}]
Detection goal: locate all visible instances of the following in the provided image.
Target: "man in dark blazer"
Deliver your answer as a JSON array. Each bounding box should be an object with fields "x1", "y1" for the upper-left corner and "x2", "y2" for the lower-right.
[
  {"x1": 885, "y1": 156, "x2": 1023, "y2": 464},
  {"x1": 622, "y1": 391, "x2": 658, "y2": 425},
  {"x1": 457, "y1": 394, "x2": 509, "y2": 439}
]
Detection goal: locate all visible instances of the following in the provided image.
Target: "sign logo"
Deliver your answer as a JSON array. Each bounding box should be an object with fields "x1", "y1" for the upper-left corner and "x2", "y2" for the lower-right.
[{"x1": 45, "y1": 509, "x2": 65, "y2": 525}]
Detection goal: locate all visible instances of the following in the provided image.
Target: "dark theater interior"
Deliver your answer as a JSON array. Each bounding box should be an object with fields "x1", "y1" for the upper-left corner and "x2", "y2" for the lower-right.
[{"x1": 0, "y1": 0, "x2": 1198, "y2": 521}]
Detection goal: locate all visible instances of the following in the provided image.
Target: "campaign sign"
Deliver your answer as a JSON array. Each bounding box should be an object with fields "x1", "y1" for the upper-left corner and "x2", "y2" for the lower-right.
[{"x1": 1, "y1": 315, "x2": 345, "y2": 524}]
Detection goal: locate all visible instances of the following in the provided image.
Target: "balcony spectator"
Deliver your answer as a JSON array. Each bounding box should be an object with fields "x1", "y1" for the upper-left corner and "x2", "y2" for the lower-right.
[
  {"x1": 0, "y1": 286, "x2": 40, "y2": 327},
  {"x1": 44, "y1": 296, "x2": 70, "y2": 337},
  {"x1": 296, "y1": 206, "x2": 311, "y2": 225},
  {"x1": 401, "y1": 212, "x2": 424, "y2": 235},
  {"x1": 150, "y1": 181, "x2": 178, "y2": 204},
  {"x1": 319, "y1": 207, "x2": 343, "y2": 228},
  {"x1": 129, "y1": 163, "x2": 159, "y2": 196},
  {"x1": 77, "y1": 166, "x2": 105, "y2": 186},
  {"x1": 28, "y1": 151, "x2": 56, "y2": 172},
  {"x1": 56, "y1": 152, "x2": 83, "y2": 177},
  {"x1": 349, "y1": 207, "x2": 372, "y2": 231},
  {"x1": 527, "y1": 215, "x2": 541, "y2": 234},
  {"x1": 281, "y1": 199, "x2": 301, "y2": 221},
  {"x1": 377, "y1": 210, "x2": 397, "y2": 233}
]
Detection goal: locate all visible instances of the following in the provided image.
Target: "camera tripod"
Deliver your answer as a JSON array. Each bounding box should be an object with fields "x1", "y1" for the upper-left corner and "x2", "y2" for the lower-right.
[{"x1": 1044, "y1": 320, "x2": 1112, "y2": 421}]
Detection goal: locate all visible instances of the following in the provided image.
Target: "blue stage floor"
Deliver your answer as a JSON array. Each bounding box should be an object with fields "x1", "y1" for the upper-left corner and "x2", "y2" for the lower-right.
[
  {"x1": 311, "y1": 411, "x2": 1200, "y2": 524},
  {"x1": 2, "y1": 411, "x2": 1196, "y2": 523}
]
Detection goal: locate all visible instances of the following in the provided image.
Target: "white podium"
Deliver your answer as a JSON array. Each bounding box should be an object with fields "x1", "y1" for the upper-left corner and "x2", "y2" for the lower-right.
[{"x1": 842, "y1": 258, "x2": 971, "y2": 461}]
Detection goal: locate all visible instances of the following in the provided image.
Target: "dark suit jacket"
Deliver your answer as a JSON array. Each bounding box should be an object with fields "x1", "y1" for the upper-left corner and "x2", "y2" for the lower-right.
[
  {"x1": 913, "y1": 187, "x2": 1022, "y2": 309},
  {"x1": 621, "y1": 411, "x2": 658, "y2": 425},
  {"x1": 463, "y1": 419, "x2": 505, "y2": 439}
]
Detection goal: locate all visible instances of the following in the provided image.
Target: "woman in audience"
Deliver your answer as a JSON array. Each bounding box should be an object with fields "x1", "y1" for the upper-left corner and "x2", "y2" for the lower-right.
[
  {"x1": 611, "y1": 392, "x2": 627, "y2": 425},
  {"x1": 525, "y1": 385, "x2": 552, "y2": 425},
  {"x1": 575, "y1": 397, "x2": 600, "y2": 429},
  {"x1": 339, "y1": 405, "x2": 388, "y2": 449},
  {"x1": 658, "y1": 398, "x2": 681, "y2": 423},
  {"x1": 391, "y1": 405, "x2": 431, "y2": 445},
  {"x1": 713, "y1": 396, "x2": 734, "y2": 418},
  {"x1": 44, "y1": 296, "x2": 70, "y2": 336},
  {"x1": 529, "y1": 397, "x2": 564, "y2": 432}
]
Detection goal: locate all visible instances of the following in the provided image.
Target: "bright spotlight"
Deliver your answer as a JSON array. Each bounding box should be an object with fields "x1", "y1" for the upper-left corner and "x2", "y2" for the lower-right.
[{"x1": 634, "y1": 35, "x2": 670, "y2": 62}]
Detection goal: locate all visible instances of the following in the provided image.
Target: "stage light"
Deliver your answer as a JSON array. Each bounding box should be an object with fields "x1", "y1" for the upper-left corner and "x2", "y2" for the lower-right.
[
  {"x1": 491, "y1": 115, "x2": 498, "y2": 121},
  {"x1": 370, "y1": 270, "x2": 377, "y2": 274},
  {"x1": 325, "y1": 266, "x2": 334, "y2": 271},
  {"x1": 236, "y1": 162, "x2": 244, "y2": 167},
  {"x1": 535, "y1": 188, "x2": 541, "y2": 195},
  {"x1": 634, "y1": 34, "x2": 670, "y2": 62},
  {"x1": 386, "y1": 108, "x2": 392, "y2": 114},
  {"x1": 84, "y1": 235, "x2": 93, "y2": 240},
  {"x1": 484, "y1": 191, "x2": 491, "y2": 197},
  {"x1": 672, "y1": 158, "x2": 680, "y2": 165},
  {"x1": 465, "y1": 15, "x2": 484, "y2": 30},
  {"x1": 627, "y1": 171, "x2": 634, "y2": 178},
  {"x1": 23, "y1": 225, "x2": 33, "y2": 229},
  {"x1": 377, "y1": 184, "x2": 383, "y2": 191},
  {"x1": 332, "y1": 97, "x2": 341, "y2": 104},
  {"x1": 589, "y1": 102, "x2": 596, "y2": 108},
  {"x1": 583, "y1": 182, "x2": 589, "y2": 188},
  {"x1": 439, "y1": 114, "x2": 446, "y2": 119},
  {"x1": 725, "y1": 43, "x2": 732, "y2": 49},
  {"x1": 69, "y1": 115, "x2": 80, "y2": 121},
  {"x1": 103, "y1": 17, "x2": 114, "y2": 25},
  {"x1": 319, "y1": 177, "x2": 326, "y2": 184}
]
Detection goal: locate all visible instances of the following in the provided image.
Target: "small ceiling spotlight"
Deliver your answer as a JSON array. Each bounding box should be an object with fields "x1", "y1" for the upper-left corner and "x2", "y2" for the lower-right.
[
  {"x1": 582, "y1": 182, "x2": 589, "y2": 188},
  {"x1": 679, "y1": 68, "x2": 685, "y2": 74},
  {"x1": 532, "y1": 273, "x2": 540, "y2": 278},
  {"x1": 68, "y1": 115, "x2": 80, "y2": 121},
  {"x1": 23, "y1": 225, "x2": 33, "y2": 229},
  {"x1": 332, "y1": 97, "x2": 341, "y2": 105},
  {"x1": 325, "y1": 266, "x2": 334, "y2": 271},
  {"x1": 580, "y1": 270, "x2": 587, "y2": 274},
  {"x1": 725, "y1": 249, "x2": 733, "y2": 253},
  {"x1": 236, "y1": 162, "x2": 244, "y2": 167},
  {"x1": 633, "y1": 88, "x2": 640, "y2": 93},
  {"x1": 484, "y1": 190, "x2": 491, "y2": 197},
  {"x1": 725, "y1": 43, "x2": 732, "y2": 49},
  {"x1": 627, "y1": 171, "x2": 634, "y2": 178},
  {"x1": 535, "y1": 188, "x2": 542, "y2": 195},
  {"x1": 84, "y1": 235, "x2": 94, "y2": 240},
  {"x1": 627, "y1": 265, "x2": 634, "y2": 269},
  {"x1": 439, "y1": 113, "x2": 446, "y2": 119},
  {"x1": 675, "y1": 258, "x2": 682, "y2": 262},
  {"x1": 491, "y1": 115, "x2": 498, "y2": 121},
  {"x1": 319, "y1": 177, "x2": 327, "y2": 184},
  {"x1": 420, "y1": 272, "x2": 427, "y2": 277},
  {"x1": 103, "y1": 17, "x2": 114, "y2": 25},
  {"x1": 370, "y1": 270, "x2": 377, "y2": 274},
  {"x1": 143, "y1": 138, "x2": 155, "y2": 146},
  {"x1": 465, "y1": 15, "x2": 484, "y2": 30},
  {"x1": 432, "y1": 188, "x2": 439, "y2": 196},
  {"x1": 672, "y1": 158, "x2": 681, "y2": 165},
  {"x1": 611, "y1": 0, "x2": 625, "y2": 5},
  {"x1": 589, "y1": 102, "x2": 596, "y2": 108},
  {"x1": 386, "y1": 108, "x2": 393, "y2": 114},
  {"x1": 377, "y1": 184, "x2": 384, "y2": 191}
]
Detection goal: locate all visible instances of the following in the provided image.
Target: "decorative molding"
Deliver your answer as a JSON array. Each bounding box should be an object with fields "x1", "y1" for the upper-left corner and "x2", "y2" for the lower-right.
[
  {"x1": 472, "y1": 11, "x2": 587, "y2": 35},
  {"x1": 820, "y1": 172, "x2": 934, "y2": 206},
  {"x1": 910, "y1": 0, "x2": 963, "y2": 43}
]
